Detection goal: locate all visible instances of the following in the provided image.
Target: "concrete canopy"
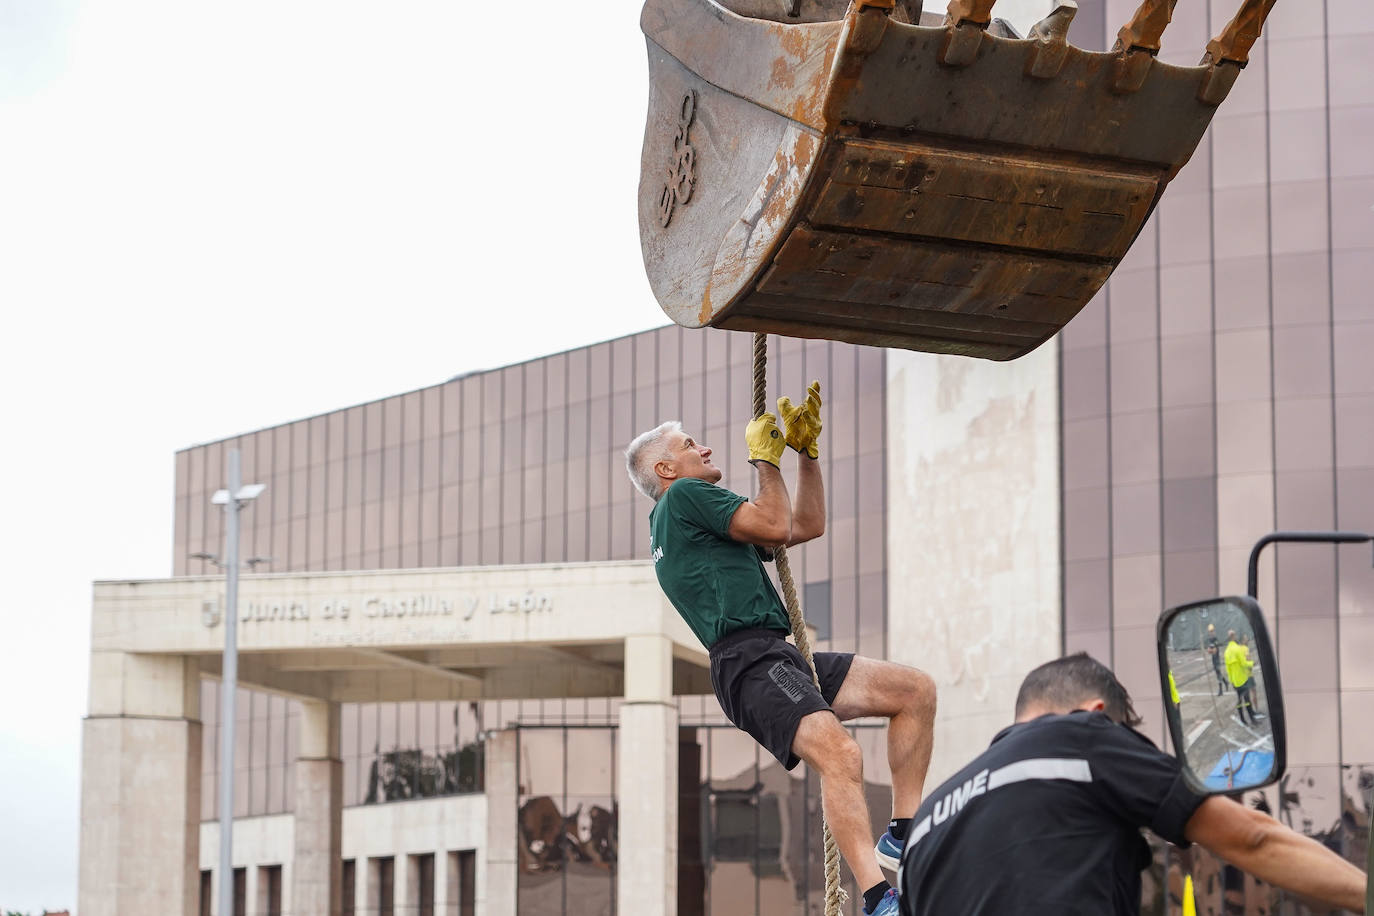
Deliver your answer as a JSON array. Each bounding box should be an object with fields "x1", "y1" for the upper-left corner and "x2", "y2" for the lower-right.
[{"x1": 90, "y1": 560, "x2": 712, "y2": 705}]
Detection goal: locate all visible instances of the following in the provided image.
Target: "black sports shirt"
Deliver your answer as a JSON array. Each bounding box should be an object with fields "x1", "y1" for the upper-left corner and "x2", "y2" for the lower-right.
[{"x1": 898, "y1": 711, "x2": 1207, "y2": 916}]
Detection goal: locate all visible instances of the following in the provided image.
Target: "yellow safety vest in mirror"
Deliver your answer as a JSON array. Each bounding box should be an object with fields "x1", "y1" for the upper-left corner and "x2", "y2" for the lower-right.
[{"x1": 1224, "y1": 641, "x2": 1253, "y2": 687}]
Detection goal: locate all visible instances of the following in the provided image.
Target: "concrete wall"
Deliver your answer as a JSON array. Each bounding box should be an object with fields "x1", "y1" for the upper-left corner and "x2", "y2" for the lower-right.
[{"x1": 885, "y1": 346, "x2": 1062, "y2": 786}]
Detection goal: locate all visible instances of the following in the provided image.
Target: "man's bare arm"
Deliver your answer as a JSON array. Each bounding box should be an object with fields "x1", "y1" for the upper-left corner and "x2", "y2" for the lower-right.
[
  {"x1": 728, "y1": 462, "x2": 792, "y2": 549},
  {"x1": 787, "y1": 456, "x2": 824, "y2": 546},
  {"x1": 1185, "y1": 795, "x2": 1366, "y2": 912}
]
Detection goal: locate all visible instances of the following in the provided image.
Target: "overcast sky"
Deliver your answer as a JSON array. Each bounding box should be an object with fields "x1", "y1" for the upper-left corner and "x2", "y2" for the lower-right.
[{"x1": 0, "y1": 0, "x2": 1050, "y2": 909}]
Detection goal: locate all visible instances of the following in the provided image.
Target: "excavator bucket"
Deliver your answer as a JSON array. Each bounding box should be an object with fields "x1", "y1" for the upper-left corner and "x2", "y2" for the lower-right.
[{"x1": 638, "y1": 0, "x2": 1276, "y2": 360}]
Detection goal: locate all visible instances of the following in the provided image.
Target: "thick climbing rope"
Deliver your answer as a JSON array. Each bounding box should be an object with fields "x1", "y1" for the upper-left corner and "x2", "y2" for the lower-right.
[{"x1": 751, "y1": 331, "x2": 848, "y2": 916}]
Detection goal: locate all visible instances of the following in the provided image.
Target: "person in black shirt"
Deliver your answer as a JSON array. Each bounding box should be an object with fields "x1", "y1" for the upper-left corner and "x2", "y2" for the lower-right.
[
  {"x1": 1205, "y1": 623, "x2": 1226, "y2": 695},
  {"x1": 898, "y1": 653, "x2": 1366, "y2": 915}
]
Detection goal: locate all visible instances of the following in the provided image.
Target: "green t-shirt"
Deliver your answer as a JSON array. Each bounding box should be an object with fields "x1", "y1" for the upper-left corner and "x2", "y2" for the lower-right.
[{"x1": 648, "y1": 477, "x2": 789, "y2": 649}]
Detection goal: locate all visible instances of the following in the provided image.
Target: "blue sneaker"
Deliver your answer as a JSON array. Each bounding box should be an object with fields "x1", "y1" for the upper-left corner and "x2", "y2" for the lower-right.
[
  {"x1": 863, "y1": 886, "x2": 900, "y2": 916},
  {"x1": 874, "y1": 830, "x2": 904, "y2": 871}
]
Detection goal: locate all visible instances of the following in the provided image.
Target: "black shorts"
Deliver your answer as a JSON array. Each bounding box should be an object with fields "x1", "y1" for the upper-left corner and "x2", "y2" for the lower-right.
[{"x1": 708, "y1": 627, "x2": 854, "y2": 770}]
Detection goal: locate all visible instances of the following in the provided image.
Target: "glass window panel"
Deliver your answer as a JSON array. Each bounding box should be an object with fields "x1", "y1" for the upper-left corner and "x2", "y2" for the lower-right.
[
  {"x1": 857, "y1": 574, "x2": 884, "y2": 656},
  {"x1": 267, "y1": 696, "x2": 286, "y2": 765},
  {"x1": 1111, "y1": 482, "x2": 1161, "y2": 556},
  {"x1": 1161, "y1": 405, "x2": 1215, "y2": 480},
  {"x1": 340, "y1": 703, "x2": 359, "y2": 761},
  {"x1": 1334, "y1": 321, "x2": 1374, "y2": 397},
  {"x1": 233, "y1": 768, "x2": 250, "y2": 819},
  {"x1": 1215, "y1": 327, "x2": 1272, "y2": 403},
  {"x1": 1061, "y1": 290, "x2": 1107, "y2": 351},
  {"x1": 1273, "y1": 324, "x2": 1333, "y2": 400},
  {"x1": 1064, "y1": 558, "x2": 1110, "y2": 633},
  {"x1": 1159, "y1": 333, "x2": 1212, "y2": 410},
  {"x1": 1275, "y1": 537, "x2": 1338, "y2": 617},
  {"x1": 830, "y1": 575, "x2": 857, "y2": 650},
  {"x1": 1160, "y1": 548, "x2": 1214, "y2": 609},
  {"x1": 1275, "y1": 469, "x2": 1336, "y2": 531},
  {"x1": 1063, "y1": 417, "x2": 1109, "y2": 491},
  {"x1": 1157, "y1": 191, "x2": 1211, "y2": 268},
  {"x1": 1335, "y1": 396, "x2": 1374, "y2": 470},
  {"x1": 828, "y1": 456, "x2": 856, "y2": 520},
  {"x1": 1061, "y1": 345, "x2": 1108, "y2": 420},
  {"x1": 267, "y1": 756, "x2": 284, "y2": 814},
  {"x1": 398, "y1": 702, "x2": 418, "y2": 750},
  {"x1": 439, "y1": 433, "x2": 461, "y2": 487},
  {"x1": 400, "y1": 441, "x2": 423, "y2": 494},
  {"x1": 460, "y1": 431, "x2": 481, "y2": 485},
  {"x1": 542, "y1": 513, "x2": 566, "y2": 563},
  {"x1": 1063, "y1": 487, "x2": 1109, "y2": 562},
  {"x1": 1158, "y1": 264, "x2": 1211, "y2": 341},
  {"x1": 459, "y1": 481, "x2": 480, "y2": 534},
  {"x1": 498, "y1": 522, "x2": 518, "y2": 564},
  {"x1": 378, "y1": 704, "x2": 399, "y2": 753},
  {"x1": 1272, "y1": 179, "x2": 1330, "y2": 256},
  {"x1": 357, "y1": 703, "x2": 379, "y2": 760},
  {"x1": 1109, "y1": 340, "x2": 1159, "y2": 414},
  {"x1": 1213, "y1": 187, "x2": 1269, "y2": 261},
  {"x1": 1274, "y1": 398, "x2": 1333, "y2": 472},
  {"x1": 803, "y1": 581, "x2": 831, "y2": 640},
  {"x1": 1161, "y1": 477, "x2": 1216, "y2": 552},
  {"x1": 475, "y1": 526, "x2": 497, "y2": 565}
]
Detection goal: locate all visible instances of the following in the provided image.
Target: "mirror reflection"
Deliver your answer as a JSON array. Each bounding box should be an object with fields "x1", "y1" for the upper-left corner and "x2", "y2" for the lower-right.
[{"x1": 1164, "y1": 601, "x2": 1275, "y2": 791}]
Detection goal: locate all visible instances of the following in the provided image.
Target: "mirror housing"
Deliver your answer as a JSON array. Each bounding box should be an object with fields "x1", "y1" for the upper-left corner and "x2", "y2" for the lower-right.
[{"x1": 1156, "y1": 595, "x2": 1286, "y2": 795}]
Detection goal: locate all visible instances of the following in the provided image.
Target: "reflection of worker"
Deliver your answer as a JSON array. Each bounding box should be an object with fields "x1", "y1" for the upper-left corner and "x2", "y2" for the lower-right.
[
  {"x1": 1205, "y1": 624, "x2": 1225, "y2": 695},
  {"x1": 897, "y1": 654, "x2": 1367, "y2": 915},
  {"x1": 626, "y1": 384, "x2": 935, "y2": 916},
  {"x1": 1224, "y1": 631, "x2": 1261, "y2": 725}
]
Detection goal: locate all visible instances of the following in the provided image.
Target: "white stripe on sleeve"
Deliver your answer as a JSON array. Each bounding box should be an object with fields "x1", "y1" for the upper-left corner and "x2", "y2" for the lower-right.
[{"x1": 986, "y1": 757, "x2": 1092, "y2": 791}]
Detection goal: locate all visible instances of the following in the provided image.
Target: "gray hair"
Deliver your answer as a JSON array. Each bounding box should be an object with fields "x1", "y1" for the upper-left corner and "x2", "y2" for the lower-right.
[{"x1": 625, "y1": 421, "x2": 682, "y2": 501}]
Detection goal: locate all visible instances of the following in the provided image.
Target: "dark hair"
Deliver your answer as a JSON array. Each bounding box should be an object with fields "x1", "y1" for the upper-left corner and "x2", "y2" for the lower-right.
[{"x1": 1014, "y1": 652, "x2": 1142, "y2": 727}]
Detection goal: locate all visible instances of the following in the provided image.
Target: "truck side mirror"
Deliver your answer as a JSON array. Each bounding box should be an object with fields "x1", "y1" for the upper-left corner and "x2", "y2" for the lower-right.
[{"x1": 1156, "y1": 596, "x2": 1286, "y2": 794}]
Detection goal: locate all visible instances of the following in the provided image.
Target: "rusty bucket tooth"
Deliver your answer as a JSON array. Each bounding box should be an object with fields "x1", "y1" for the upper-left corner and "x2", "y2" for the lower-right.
[
  {"x1": 1204, "y1": 0, "x2": 1277, "y2": 66},
  {"x1": 940, "y1": 0, "x2": 997, "y2": 66},
  {"x1": 1111, "y1": 0, "x2": 1177, "y2": 93},
  {"x1": 894, "y1": 0, "x2": 925, "y2": 24},
  {"x1": 1196, "y1": 0, "x2": 1276, "y2": 104},
  {"x1": 1026, "y1": 1, "x2": 1077, "y2": 79},
  {"x1": 1114, "y1": 0, "x2": 1179, "y2": 54}
]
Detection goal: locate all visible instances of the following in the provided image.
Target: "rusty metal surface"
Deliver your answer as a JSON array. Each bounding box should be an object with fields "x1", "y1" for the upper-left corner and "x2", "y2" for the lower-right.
[
  {"x1": 1205, "y1": 0, "x2": 1278, "y2": 65},
  {"x1": 1115, "y1": 0, "x2": 1178, "y2": 53},
  {"x1": 639, "y1": 0, "x2": 1276, "y2": 359}
]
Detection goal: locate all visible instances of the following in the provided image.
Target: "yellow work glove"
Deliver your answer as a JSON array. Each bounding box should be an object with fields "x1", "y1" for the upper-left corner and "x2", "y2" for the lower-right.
[
  {"x1": 777, "y1": 380, "x2": 822, "y2": 459},
  {"x1": 744, "y1": 412, "x2": 786, "y2": 469}
]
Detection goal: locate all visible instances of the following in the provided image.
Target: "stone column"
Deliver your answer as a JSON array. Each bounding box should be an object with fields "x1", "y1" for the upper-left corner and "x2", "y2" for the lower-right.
[
  {"x1": 292, "y1": 699, "x2": 342, "y2": 916},
  {"x1": 78, "y1": 652, "x2": 202, "y2": 916},
  {"x1": 617, "y1": 633, "x2": 679, "y2": 915},
  {"x1": 484, "y1": 729, "x2": 518, "y2": 916}
]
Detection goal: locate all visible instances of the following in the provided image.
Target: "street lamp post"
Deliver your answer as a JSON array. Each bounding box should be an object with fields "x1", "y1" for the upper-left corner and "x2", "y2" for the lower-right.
[{"x1": 207, "y1": 448, "x2": 265, "y2": 916}]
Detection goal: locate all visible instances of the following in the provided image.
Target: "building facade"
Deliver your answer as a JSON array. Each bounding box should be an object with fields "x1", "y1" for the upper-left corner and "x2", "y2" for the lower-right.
[{"x1": 80, "y1": 3, "x2": 1374, "y2": 913}]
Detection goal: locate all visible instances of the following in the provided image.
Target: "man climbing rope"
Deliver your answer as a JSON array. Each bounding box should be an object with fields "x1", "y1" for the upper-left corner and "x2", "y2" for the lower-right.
[{"x1": 625, "y1": 382, "x2": 936, "y2": 916}]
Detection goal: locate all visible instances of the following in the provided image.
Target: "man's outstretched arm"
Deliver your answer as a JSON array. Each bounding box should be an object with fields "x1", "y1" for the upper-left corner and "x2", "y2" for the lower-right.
[
  {"x1": 729, "y1": 461, "x2": 792, "y2": 548},
  {"x1": 1185, "y1": 795, "x2": 1366, "y2": 912},
  {"x1": 777, "y1": 381, "x2": 825, "y2": 546},
  {"x1": 788, "y1": 455, "x2": 824, "y2": 546},
  {"x1": 728, "y1": 412, "x2": 792, "y2": 549}
]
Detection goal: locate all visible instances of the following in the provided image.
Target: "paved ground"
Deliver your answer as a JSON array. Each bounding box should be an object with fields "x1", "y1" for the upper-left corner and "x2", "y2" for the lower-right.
[{"x1": 1166, "y1": 646, "x2": 1275, "y2": 790}]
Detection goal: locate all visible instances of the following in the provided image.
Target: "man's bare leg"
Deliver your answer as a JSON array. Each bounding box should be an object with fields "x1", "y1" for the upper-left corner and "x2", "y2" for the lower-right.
[
  {"x1": 792, "y1": 709, "x2": 887, "y2": 892},
  {"x1": 831, "y1": 657, "x2": 937, "y2": 820}
]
